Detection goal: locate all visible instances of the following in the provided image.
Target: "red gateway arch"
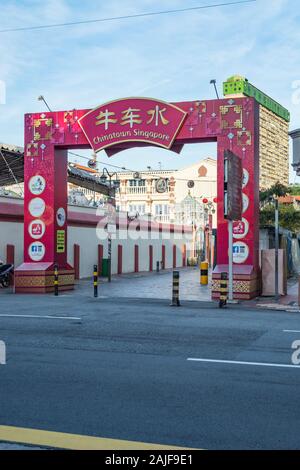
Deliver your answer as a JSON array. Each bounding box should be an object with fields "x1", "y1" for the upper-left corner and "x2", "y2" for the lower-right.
[{"x1": 15, "y1": 95, "x2": 260, "y2": 299}]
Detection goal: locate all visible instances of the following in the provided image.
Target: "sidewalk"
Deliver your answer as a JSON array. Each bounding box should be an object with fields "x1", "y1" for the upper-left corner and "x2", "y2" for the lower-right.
[
  {"x1": 1, "y1": 267, "x2": 299, "y2": 313},
  {"x1": 244, "y1": 278, "x2": 300, "y2": 312},
  {"x1": 76, "y1": 267, "x2": 212, "y2": 302}
]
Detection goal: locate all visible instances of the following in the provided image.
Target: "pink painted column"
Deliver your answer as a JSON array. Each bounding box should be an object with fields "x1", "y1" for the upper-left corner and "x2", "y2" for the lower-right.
[
  {"x1": 134, "y1": 245, "x2": 139, "y2": 273},
  {"x1": 15, "y1": 116, "x2": 74, "y2": 292},
  {"x1": 149, "y1": 245, "x2": 153, "y2": 272},
  {"x1": 212, "y1": 98, "x2": 260, "y2": 300},
  {"x1": 118, "y1": 245, "x2": 123, "y2": 275}
]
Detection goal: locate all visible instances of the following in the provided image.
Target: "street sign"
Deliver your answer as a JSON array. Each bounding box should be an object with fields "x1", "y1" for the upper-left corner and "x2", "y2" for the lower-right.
[
  {"x1": 224, "y1": 149, "x2": 243, "y2": 302},
  {"x1": 224, "y1": 150, "x2": 243, "y2": 221}
]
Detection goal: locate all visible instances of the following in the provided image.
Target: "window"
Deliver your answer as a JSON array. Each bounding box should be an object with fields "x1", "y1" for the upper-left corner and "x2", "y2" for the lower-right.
[
  {"x1": 155, "y1": 204, "x2": 169, "y2": 215},
  {"x1": 129, "y1": 204, "x2": 145, "y2": 214},
  {"x1": 129, "y1": 179, "x2": 146, "y2": 187}
]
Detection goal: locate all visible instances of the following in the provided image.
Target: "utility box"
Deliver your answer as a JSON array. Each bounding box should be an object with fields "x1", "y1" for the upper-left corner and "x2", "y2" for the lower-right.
[
  {"x1": 101, "y1": 259, "x2": 109, "y2": 277},
  {"x1": 261, "y1": 249, "x2": 287, "y2": 296}
]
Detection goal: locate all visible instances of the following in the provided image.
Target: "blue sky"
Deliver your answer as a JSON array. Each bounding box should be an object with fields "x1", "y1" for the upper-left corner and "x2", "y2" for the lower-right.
[{"x1": 0, "y1": 0, "x2": 299, "y2": 179}]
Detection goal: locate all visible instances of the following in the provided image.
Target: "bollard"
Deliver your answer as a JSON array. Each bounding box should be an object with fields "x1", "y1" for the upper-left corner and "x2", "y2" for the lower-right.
[
  {"x1": 54, "y1": 263, "x2": 59, "y2": 296},
  {"x1": 156, "y1": 261, "x2": 160, "y2": 273},
  {"x1": 219, "y1": 272, "x2": 228, "y2": 308},
  {"x1": 171, "y1": 271, "x2": 180, "y2": 307},
  {"x1": 93, "y1": 264, "x2": 98, "y2": 298},
  {"x1": 200, "y1": 262, "x2": 209, "y2": 285}
]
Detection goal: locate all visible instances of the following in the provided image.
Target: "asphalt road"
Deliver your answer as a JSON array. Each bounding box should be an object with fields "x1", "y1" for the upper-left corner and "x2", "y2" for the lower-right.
[{"x1": 0, "y1": 287, "x2": 300, "y2": 449}]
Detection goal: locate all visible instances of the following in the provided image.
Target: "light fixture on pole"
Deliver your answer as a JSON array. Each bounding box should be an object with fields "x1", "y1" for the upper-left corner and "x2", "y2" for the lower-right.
[
  {"x1": 100, "y1": 167, "x2": 120, "y2": 284},
  {"x1": 100, "y1": 167, "x2": 120, "y2": 190},
  {"x1": 210, "y1": 79, "x2": 220, "y2": 100},
  {"x1": 37, "y1": 95, "x2": 52, "y2": 112},
  {"x1": 88, "y1": 151, "x2": 98, "y2": 170}
]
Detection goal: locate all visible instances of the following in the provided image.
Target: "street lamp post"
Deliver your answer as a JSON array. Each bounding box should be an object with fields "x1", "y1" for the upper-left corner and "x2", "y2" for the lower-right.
[
  {"x1": 275, "y1": 198, "x2": 279, "y2": 302},
  {"x1": 203, "y1": 199, "x2": 216, "y2": 267},
  {"x1": 269, "y1": 196, "x2": 280, "y2": 301},
  {"x1": 100, "y1": 168, "x2": 120, "y2": 283}
]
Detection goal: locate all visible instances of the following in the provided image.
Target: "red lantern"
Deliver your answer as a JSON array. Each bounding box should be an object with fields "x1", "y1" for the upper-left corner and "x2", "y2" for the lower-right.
[
  {"x1": 202, "y1": 198, "x2": 208, "y2": 204},
  {"x1": 213, "y1": 197, "x2": 218, "y2": 204}
]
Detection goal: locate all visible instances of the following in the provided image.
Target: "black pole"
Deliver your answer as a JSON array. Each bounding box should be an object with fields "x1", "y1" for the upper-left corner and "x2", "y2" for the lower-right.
[
  {"x1": 93, "y1": 264, "x2": 98, "y2": 298},
  {"x1": 54, "y1": 263, "x2": 58, "y2": 296},
  {"x1": 171, "y1": 271, "x2": 180, "y2": 307},
  {"x1": 275, "y1": 199, "x2": 279, "y2": 301},
  {"x1": 219, "y1": 272, "x2": 228, "y2": 309}
]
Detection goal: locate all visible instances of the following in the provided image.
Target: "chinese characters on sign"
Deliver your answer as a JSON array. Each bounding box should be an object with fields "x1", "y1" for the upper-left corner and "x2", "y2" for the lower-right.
[{"x1": 79, "y1": 98, "x2": 187, "y2": 153}]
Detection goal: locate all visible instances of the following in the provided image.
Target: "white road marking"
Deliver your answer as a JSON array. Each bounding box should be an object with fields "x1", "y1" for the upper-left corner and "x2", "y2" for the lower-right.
[
  {"x1": 283, "y1": 330, "x2": 300, "y2": 334},
  {"x1": 187, "y1": 358, "x2": 300, "y2": 369},
  {"x1": 0, "y1": 314, "x2": 81, "y2": 320}
]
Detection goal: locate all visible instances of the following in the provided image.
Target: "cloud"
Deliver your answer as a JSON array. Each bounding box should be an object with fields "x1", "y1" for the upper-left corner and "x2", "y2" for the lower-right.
[{"x1": 0, "y1": 0, "x2": 299, "y2": 176}]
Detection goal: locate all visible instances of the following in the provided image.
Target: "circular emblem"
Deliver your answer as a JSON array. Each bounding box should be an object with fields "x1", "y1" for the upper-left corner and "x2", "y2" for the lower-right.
[
  {"x1": 187, "y1": 180, "x2": 195, "y2": 189},
  {"x1": 155, "y1": 178, "x2": 168, "y2": 194},
  {"x1": 233, "y1": 242, "x2": 249, "y2": 264},
  {"x1": 233, "y1": 218, "x2": 249, "y2": 240},
  {"x1": 28, "y1": 241, "x2": 46, "y2": 262},
  {"x1": 242, "y1": 194, "x2": 249, "y2": 214},
  {"x1": 56, "y1": 207, "x2": 66, "y2": 227},
  {"x1": 88, "y1": 159, "x2": 97, "y2": 170},
  {"x1": 28, "y1": 219, "x2": 46, "y2": 240},
  {"x1": 29, "y1": 197, "x2": 46, "y2": 218},
  {"x1": 243, "y1": 169, "x2": 249, "y2": 189},
  {"x1": 29, "y1": 175, "x2": 46, "y2": 196}
]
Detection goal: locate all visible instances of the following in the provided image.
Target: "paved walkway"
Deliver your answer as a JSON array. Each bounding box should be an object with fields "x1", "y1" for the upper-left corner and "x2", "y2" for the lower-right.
[
  {"x1": 244, "y1": 278, "x2": 300, "y2": 312},
  {"x1": 1, "y1": 267, "x2": 299, "y2": 312},
  {"x1": 74, "y1": 269, "x2": 300, "y2": 312},
  {"x1": 76, "y1": 267, "x2": 212, "y2": 302}
]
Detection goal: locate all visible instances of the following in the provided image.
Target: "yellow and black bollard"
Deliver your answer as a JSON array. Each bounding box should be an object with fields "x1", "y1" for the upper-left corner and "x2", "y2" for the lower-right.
[
  {"x1": 200, "y1": 262, "x2": 209, "y2": 286},
  {"x1": 171, "y1": 271, "x2": 180, "y2": 307},
  {"x1": 54, "y1": 263, "x2": 59, "y2": 296},
  {"x1": 219, "y1": 272, "x2": 228, "y2": 308},
  {"x1": 93, "y1": 264, "x2": 98, "y2": 298}
]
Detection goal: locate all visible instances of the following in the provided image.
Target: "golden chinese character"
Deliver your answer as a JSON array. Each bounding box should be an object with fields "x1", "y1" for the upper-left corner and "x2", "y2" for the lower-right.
[
  {"x1": 121, "y1": 108, "x2": 142, "y2": 128},
  {"x1": 95, "y1": 109, "x2": 117, "y2": 130},
  {"x1": 147, "y1": 106, "x2": 169, "y2": 126}
]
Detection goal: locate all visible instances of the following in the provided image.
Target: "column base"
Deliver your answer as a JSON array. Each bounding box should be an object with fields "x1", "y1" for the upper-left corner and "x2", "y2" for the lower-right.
[
  {"x1": 14, "y1": 263, "x2": 75, "y2": 294},
  {"x1": 212, "y1": 265, "x2": 261, "y2": 301}
]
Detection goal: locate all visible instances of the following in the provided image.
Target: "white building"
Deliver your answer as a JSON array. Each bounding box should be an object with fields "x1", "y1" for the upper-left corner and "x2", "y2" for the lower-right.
[
  {"x1": 3, "y1": 152, "x2": 218, "y2": 228},
  {"x1": 115, "y1": 157, "x2": 217, "y2": 227}
]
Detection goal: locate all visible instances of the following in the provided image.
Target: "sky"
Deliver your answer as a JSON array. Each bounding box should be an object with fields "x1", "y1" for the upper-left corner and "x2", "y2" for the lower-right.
[{"x1": 0, "y1": 0, "x2": 300, "y2": 180}]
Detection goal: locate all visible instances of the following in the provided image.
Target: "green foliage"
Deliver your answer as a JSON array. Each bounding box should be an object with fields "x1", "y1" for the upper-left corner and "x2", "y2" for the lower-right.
[
  {"x1": 259, "y1": 182, "x2": 300, "y2": 232},
  {"x1": 260, "y1": 204, "x2": 300, "y2": 233},
  {"x1": 260, "y1": 182, "x2": 289, "y2": 204},
  {"x1": 288, "y1": 184, "x2": 300, "y2": 196}
]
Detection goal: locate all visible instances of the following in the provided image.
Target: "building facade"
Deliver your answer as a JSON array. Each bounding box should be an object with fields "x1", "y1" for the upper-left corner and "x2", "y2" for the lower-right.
[{"x1": 115, "y1": 157, "x2": 217, "y2": 227}]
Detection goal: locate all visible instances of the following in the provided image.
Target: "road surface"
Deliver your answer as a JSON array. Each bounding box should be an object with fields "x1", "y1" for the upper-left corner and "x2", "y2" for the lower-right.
[{"x1": 0, "y1": 270, "x2": 300, "y2": 449}]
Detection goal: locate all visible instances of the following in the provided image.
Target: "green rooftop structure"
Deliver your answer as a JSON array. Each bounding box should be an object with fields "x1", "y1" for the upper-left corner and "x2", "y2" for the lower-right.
[{"x1": 223, "y1": 75, "x2": 290, "y2": 122}]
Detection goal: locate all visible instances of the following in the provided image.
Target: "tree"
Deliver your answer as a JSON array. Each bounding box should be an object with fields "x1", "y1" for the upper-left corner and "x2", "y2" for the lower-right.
[
  {"x1": 288, "y1": 184, "x2": 300, "y2": 196},
  {"x1": 260, "y1": 203, "x2": 300, "y2": 232},
  {"x1": 259, "y1": 182, "x2": 300, "y2": 232},
  {"x1": 260, "y1": 182, "x2": 289, "y2": 207}
]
